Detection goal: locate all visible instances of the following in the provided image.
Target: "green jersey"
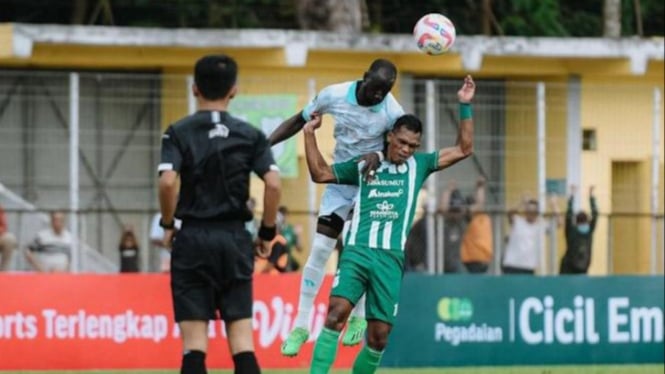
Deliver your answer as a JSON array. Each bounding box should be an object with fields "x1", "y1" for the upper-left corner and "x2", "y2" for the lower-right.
[{"x1": 331, "y1": 152, "x2": 439, "y2": 252}]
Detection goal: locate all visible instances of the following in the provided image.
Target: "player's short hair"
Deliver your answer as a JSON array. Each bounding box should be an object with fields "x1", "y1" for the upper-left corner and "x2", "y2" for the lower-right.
[
  {"x1": 368, "y1": 58, "x2": 397, "y2": 80},
  {"x1": 194, "y1": 54, "x2": 238, "y2": 100},
  {"x1": 392, "y1": 114, "x2": 422, "y2": 134}
]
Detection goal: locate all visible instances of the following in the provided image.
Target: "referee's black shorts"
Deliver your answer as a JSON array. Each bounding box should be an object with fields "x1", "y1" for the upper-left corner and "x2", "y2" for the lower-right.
[{"x1": 170, "y1": 219, "x2": 254, "y2": 323}]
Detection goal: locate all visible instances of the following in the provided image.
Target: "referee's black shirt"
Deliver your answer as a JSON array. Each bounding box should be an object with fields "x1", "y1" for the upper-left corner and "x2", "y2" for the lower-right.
[{"x1": 159, "y1": 110, "x2": 277, "y2": 222}]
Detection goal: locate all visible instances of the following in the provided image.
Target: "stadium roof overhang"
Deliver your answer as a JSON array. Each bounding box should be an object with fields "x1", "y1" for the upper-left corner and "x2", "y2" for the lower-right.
[{"x1": 1, "y1": 23, "x2": 663, "y2": 76}]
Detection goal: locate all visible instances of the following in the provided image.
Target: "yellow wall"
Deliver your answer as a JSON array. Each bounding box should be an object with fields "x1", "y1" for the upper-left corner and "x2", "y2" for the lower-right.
[
  {"x1": 2, "y1": 35, "x2": 663, "y2": 274},
  {"x1": 581, "y1": 78, "x2": 665, "y2": 275},
  {"x1": 503, "y1": 78, "x2": 568, "y2": 206}
]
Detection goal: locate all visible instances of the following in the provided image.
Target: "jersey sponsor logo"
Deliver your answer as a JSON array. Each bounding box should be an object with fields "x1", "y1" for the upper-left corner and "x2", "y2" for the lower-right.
[
  {"x1": 376, "y1": 201, "x2": 394, "y2": 211},
  {"x1": 366, "y1": 179, "x2": 404, "y2": 187},
  {"x1": 370, "y1": 200, "x2": 399, "y2": 220},
  {"x1": 376, "y1": 163, "x2": 408, "y2": 174},
  {"x1": 367, "y1": 188, "x2": 403, "y2": 199},
  {"x1": 208, "y1": 124, "x2": 229, "y2": 139}
]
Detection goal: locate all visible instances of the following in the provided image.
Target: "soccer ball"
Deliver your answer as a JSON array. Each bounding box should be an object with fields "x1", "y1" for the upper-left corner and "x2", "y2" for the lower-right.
[{"x1": 413, "y1": 13, "x2": 456, "y2": 55}]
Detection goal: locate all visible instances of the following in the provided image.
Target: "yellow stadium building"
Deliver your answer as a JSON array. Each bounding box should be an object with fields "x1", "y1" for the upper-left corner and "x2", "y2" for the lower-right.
[{"x1": 1, "y1": 23, "x2": 663, "y2": 275}]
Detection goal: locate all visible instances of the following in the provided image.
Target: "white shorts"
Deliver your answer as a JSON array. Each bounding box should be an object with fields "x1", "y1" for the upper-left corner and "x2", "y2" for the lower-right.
[{"x1": 319, "y1": 184, "x2": 358, "y2": 219}]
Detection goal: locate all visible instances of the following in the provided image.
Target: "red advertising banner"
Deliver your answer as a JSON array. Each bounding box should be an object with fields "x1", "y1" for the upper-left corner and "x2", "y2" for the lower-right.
[{"x1": 0, "y1": 273, "x2": 359, "y2": 370}]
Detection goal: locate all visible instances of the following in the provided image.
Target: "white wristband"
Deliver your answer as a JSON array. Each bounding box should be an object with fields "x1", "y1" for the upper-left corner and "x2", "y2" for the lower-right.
[{"x1": 374, "y1": 151, "x2": 384, "y2": 162}]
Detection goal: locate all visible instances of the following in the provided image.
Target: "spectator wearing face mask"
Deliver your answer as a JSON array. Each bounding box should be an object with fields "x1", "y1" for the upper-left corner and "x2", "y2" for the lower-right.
[{"x1": 560, "y1": 185, "x2": 598, "y2": 275}]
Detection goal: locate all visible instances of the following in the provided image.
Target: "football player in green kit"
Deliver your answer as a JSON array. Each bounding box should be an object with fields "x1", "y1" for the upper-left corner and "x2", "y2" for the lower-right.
[{"x1": 304, "y1": 75, "x2": 476, "y2": 374}]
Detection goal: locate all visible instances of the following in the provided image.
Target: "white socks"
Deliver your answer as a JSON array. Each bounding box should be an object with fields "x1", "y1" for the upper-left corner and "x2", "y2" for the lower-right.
[{"x1": 294, "y1": 233, "x2": 338, "y2": 329}]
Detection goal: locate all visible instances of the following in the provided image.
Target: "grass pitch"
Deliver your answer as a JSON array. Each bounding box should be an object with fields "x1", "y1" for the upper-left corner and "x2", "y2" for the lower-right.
[{"x1": 4, "y1": 365, "x2": 664, "y2": 374}]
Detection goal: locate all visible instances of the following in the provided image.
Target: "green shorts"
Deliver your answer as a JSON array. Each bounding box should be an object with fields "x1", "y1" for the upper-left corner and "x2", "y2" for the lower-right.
[{"x1": 331, "y1": 245, "x2": 405, "y2": 324}]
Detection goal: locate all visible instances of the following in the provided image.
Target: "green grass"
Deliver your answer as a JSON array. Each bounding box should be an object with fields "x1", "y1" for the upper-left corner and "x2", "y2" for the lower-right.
[{"x1": 3, "y1": 365, "x2": 664, "y2": 374}]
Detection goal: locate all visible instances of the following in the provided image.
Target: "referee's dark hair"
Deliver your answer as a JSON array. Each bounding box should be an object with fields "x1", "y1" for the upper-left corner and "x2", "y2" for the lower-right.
[{"x1": 194, "y1": 54, "x2": 238, "y2": 100}]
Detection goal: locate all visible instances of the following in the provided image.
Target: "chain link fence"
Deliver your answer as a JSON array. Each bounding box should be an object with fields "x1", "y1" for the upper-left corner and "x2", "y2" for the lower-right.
[{"x1": 0, "y1": 69, "x2": 662, "y2": 275}]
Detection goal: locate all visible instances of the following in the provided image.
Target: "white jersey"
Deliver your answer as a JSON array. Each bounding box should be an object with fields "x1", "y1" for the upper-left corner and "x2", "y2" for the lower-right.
[{"x1": 303, "y1": 81, "x2": 405, "y2": 162}]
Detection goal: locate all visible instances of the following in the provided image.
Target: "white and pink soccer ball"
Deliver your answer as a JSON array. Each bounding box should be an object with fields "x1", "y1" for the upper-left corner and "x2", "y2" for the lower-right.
[{"x1": 413, "y1": 13, "x2": 456, "y2": 55}]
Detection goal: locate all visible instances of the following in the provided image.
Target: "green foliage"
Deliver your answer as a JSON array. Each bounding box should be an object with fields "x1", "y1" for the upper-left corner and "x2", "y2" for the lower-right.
[
  {"x1": 0, "y1": 0, "x2": 662, "y2": 36},
  {"x1": 560, "y1": 1, "x2": 603, "y2": 37},
  {"x1": 494, "y1": 0, "x2": 569, "y2": 36}
]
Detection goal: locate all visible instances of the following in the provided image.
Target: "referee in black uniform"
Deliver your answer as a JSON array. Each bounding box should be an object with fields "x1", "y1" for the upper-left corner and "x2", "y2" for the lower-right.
[{"x1": 158, "y1": 54, "x2": 281, "y2": 374}]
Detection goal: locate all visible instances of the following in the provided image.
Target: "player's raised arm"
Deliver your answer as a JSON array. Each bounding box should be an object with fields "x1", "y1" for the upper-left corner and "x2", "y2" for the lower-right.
[
  {"x1": 437, "y1": 75, "x2": 476, "y2": 169},
  {"x1": 270, "y1": 85, "x2": 333, "y2": 146},
  {"x1": 303, "y1": 114, "x2": 337, "y2": 183},
  {"x1": 268, "y1": 111, "x2": 307, "y2": 146}
]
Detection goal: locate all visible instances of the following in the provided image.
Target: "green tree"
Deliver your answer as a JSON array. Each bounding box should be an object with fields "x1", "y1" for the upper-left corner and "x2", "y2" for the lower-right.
[{"x1": 494, "y1": 0, "x2": 569, "y2": 36}]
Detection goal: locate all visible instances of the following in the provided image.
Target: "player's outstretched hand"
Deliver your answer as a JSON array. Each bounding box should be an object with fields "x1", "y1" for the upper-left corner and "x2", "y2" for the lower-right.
[
  {"x1": 457, "y1": 75, "x2": 476, "y2": 104},
  {"x1": 303, "y1": 113, "x2": 322, "y2": 133},
  {"x1": 359, "y1": 152, "x2": 381, "y2": 182}
]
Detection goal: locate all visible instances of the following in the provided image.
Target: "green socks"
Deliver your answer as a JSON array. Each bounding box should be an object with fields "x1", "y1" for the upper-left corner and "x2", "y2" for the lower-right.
[
  {"x1": 352, "y1": 345, "x2": 384, "y2": 374},
  {"x1": 310, "y1": 328, "x2": 341, "y2": 374}
]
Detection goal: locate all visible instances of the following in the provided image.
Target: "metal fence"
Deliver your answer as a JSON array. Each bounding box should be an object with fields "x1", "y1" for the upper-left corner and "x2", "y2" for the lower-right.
[{"x1": 0, "y1": 69, "x2": 662, "y2": 275}]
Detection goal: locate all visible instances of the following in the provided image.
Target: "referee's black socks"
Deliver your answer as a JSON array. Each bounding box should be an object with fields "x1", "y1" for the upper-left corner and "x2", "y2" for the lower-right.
[
  {"x1": 181, "y1": 350, "x2": 207, "y2": 374},
  {"x1": 233, "y1": 351, "x2": 261, "y2": 374}
]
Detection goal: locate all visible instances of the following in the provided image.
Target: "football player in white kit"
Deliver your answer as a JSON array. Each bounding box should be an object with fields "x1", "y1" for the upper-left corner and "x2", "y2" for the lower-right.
[{"x1": 269, "y1": 59, "x2": 405, "y2": 356}]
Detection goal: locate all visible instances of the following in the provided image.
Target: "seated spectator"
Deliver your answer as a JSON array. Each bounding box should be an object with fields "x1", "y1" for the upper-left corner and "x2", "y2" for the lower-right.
[
  {"x1": 119, "y1": 225, "x2": 140, "y2": 273},
  {"x1": 149, "y1": 213, "x2": 181, "y2": 272},
  {"x1": 277, "y1": 205, "x2": 303, "y2": 272},
  {"x1": 404, "y1": 211, "x2": 427, "y2": 272},
  {"x1": 254, "y1": 233, "x2": 289, "y2": 275},
  {"x1": 25, "y1": 211, "x2": 72, "y2": 272},
  {"x1": 502, "y1": 194, "x2": 561, "y2": 275},
  {"x1": 439, "y1": 180, "x2": 469, "y2": 274},
  {"x1": 461, "y1": 177, "x2": 493, "y2": 274},
  {"x1": 245, "y1": 197, "x2": 259, "y2": 240},
  {"x1": 0, "y1": 203, "x2": 18, "y2": 271}
]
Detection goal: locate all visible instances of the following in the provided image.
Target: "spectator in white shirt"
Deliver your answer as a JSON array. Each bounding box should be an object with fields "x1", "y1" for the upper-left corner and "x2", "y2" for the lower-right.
[
  {"x1": 150, "y1": 213, "x2": 181, "y2": 272},
  {"x1": 0, "y1": 203, "x2": 18, "y2": 271},
  {"x1": 502, "y1": 196, "x2": 561, "y2": 275},
  {"x1": 25, "y1": 211, "x2": 72, "y2": 272}
]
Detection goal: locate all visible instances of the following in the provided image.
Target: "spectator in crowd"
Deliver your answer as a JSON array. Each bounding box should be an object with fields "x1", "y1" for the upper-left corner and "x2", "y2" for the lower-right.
[
  {"x1": 404, "y1": 212, "x2": 427, "y2": 272},
  {"x1": 150, "y1": 213, "x2": 181, "y2": 272},
  {"x1": 254, "y1": 232, "x2": 289, "y2": 275},
  {"x1": 502, "y1": 195, "x2": 561, "y2": 275},
  {"x1": 118, "y1": 225, "x2": 140, "y2": 273},
  {"x1": 439, "y1": 180, "x2": 468, "y2": 273},
  {"x1": 277, "y1": 205, "x2": 303, "y2": 271},
  {"x1": 25, "y1": 211, "x2": 72, "y2": 272},
  {"x1": 560, "y1": 185, "x2": 599, "y2": 274},
  {"x1": 461, "y1": 177, "x2": 493, "y2": 274},
  {"x1": 0, "y1": 203, "x2": 18, "y2": 271},
  {"x1": 245, "y1": 197, "x2": 259, "y2": 240}
]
